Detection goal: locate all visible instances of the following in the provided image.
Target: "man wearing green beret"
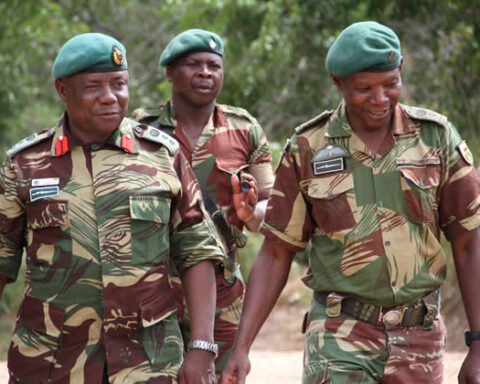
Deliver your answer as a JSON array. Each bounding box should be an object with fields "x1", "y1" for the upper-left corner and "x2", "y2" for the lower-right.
[
  {"x1": 133, "y1": 28, "x2": 274, "y2": 377},
  {"x1": 0, "y1": 32, "x2": 224, "y2": 383},
  {"x1": 222, "y1": 21, "x2": 480, "y2": 383}
]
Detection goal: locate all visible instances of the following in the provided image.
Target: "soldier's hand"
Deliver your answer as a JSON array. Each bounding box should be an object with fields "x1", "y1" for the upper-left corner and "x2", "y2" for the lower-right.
[
  {"x1": 231, "y1": 172, "x2": 257, "y2": 224},
  {"x1": 458, "y1": 344, "x2": 480, "y2": 384},
  {"x1": 178, "y1": 349, "x2": 216, "y2": 384},
  {"x1": 220, "y1": 348, "x2": 251, "y2": 384}
]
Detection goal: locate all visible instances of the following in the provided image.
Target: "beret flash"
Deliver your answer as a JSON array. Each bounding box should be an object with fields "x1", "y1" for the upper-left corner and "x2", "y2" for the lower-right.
[
  {"x1": 159, "y1": 28, "x2": 224, "y2": 67},
  {"x1": 52, "y1": 33, "x2": 127, "y2": 79},
  {"x1": 325, "y1": 21, "x2": 401, "y2": 77}
]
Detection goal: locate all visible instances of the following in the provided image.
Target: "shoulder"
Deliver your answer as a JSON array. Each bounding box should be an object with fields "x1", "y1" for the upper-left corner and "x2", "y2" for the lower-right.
[
  {"x1": 131, "y1": 105, "x2": 166, "y2": 125},
  {"x1": 402, "y1": 104, "x2": 449, "y2": 127},
  {"x1": 129, "y1": 118, "x2": 179, "y2": 155},
  {"x1": 295, "y1": 110, "x2": 334, "y2": 135},
  {"x1": 6, "y1": 128, "x2": 55, "y2": 159},
  {"x1": 218, "y1": 104, "x2": 258, "y2": 123}
]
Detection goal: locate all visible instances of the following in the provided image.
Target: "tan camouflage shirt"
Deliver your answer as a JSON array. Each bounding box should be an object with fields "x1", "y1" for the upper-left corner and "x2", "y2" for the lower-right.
[
  {"x1": 262, "y1": 102, "x2": 480, "y2": 307},
  {"x1": 0, "y1": 116, "x2": 224, "y2": 383}
]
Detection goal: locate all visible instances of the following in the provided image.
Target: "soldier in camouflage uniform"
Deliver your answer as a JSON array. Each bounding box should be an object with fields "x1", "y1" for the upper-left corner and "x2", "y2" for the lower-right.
[
  {"x1": 133, "y1": 29, "x2": 274, "y2": 375},
  {"x1": 222, "y1": 22, "x2": 480, "y2": 384},
  {"x1": 0, "y1": 33, "x2": 224, "y2": 384}
]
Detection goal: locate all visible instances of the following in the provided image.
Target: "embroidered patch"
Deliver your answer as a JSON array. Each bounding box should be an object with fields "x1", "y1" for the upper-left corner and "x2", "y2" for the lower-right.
[
  {"x1": 30, "y1": 186, "x2": 60, "y2": 202},
  {"x1": 32, "y1": 177, "x2": 59, "y2": 187},
  {"x1": 457, "y1": 140, "x2": 473, "y2": 165},
  {"x1": 313, "y1": 158, "x2": 345, "y2": 175}
]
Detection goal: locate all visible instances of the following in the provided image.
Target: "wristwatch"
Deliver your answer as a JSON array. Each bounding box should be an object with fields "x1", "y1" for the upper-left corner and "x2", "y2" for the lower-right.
[
  {"x1": 464, "y1": 330, "x2": 480, "y2": 346},
  {"x1": 187, "y1": 339, "x2": 219, "y2": 357}
]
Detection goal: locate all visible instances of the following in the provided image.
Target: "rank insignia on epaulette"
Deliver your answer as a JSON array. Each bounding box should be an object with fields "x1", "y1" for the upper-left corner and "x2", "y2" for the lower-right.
[
  {"x1": 457, "y1": 140, "x2": 474, "y2": 165},
  {"x1": 312, "y1": 144, "x2": 349, "y2": 175}
]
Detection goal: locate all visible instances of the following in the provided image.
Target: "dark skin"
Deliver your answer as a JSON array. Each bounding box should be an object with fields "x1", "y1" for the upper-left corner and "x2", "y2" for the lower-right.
[
  {"x1": 0, "y1": 69, "x2": 218, "y2": 384},
  {"x1": 166, "y1": 52, "x2": 265, "y2": 232},
  {"x1": 221, "y1": 66, "x2": 480, "y2": 383}
]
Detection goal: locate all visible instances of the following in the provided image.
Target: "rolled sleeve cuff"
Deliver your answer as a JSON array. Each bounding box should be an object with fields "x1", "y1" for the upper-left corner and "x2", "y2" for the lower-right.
[
  {"x1": 260, "y1": 223, "x2": 307, "y2": 253},
  {"x1": 443, "y1": 212, "x2": 480, "y2": 241}
]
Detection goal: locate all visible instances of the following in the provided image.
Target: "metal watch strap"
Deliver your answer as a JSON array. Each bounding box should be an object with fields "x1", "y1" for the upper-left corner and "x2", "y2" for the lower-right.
[
  {"x1": 187, "y1": 339, "x2": 219, "y2": 357},
  {"x1": 465, "y1": 330, "x2": 480, "y2": 346}
]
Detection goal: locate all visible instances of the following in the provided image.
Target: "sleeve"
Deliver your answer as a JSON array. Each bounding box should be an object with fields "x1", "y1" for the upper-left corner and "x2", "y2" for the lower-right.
[
  {"x1": 438, "y1": 121, "x2": 480, "y2": 240},
  {"x1": 246, "y1": 118, "x2": 274, "y2": 194},
  {"x1": 169, "y1": 151, "x2": 225, "y2": 274},
  {"x1": 0, "y1": 158, "x2": 25, "y2": 282},
  {"x1": 260, "y1": 142, "x2": 314, "y2": 253}
]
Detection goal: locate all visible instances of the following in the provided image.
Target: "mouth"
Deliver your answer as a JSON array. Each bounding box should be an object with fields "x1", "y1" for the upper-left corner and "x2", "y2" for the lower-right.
[
  {"x1": 193, "y1": 82, "x2": 214, "y2": 91},
  {"x1": 366, "y1": 108, "x2": 390, "y2": 120}
]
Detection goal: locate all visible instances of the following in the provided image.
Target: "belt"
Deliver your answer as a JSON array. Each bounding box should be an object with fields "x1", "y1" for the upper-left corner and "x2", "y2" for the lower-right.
[{"x1": 313, "y1": 291, "x2": 437, "y2": 328}]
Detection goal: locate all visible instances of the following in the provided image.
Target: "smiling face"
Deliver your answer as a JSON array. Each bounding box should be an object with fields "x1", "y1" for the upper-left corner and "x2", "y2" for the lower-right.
[
  {"x1": 166, "y1": 51, "x2": 224, "y2": 108},
  {"x1": 55, "y1": 70, "x2": 129, "y2": 144},
  {"x1": 333, "y1": 66, "x2": 403, "y2": 133}
]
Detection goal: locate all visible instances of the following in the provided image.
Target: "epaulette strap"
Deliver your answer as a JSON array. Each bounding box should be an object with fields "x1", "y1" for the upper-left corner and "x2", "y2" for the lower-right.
[
  {"x1": 6, "y1": 128, "x2": 55, "y2": 158},
  {"x1": 219, "y1": 104, "x2": 253, "y2": 120},
  {"x1": 131, "y1": 106, "x2": 163, "y2": 122},
  {"x1": 295, "y1": 110, "x2": 333, "y2": 134},
  {"x1": 142, "y1": 125, "x2": 179, "y2": 155},
  {"x1": 403, "y1": 105, "x2": 448, "y2": 127}
]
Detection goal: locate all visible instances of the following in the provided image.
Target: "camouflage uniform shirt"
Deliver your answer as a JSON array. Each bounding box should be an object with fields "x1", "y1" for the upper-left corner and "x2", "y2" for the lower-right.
[
  {"x1": 134, "y1": 101, "x2": 274, "y2": 251},
  {"x1": 262, "y1": 102, "x2": 480, "y2": 307},
  {"x1": 0, "y1": 117, "x2": 224, "y2": 383}
]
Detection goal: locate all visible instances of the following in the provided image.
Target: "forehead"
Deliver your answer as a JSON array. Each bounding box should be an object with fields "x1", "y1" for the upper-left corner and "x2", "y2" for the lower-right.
[
  {"x1": 344, "y1": 68, "x2": 401, "y2": 85},
  {"x1": 66, "y1": 70, "x2": 129, "y2": 84},
  {"x1": 177, "y1": 51, "x2": 223, "y2": 64}
]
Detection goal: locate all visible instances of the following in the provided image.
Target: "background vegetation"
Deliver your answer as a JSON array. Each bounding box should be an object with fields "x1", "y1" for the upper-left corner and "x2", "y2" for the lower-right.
[{"x1": 1, "y1": 0, "x2": 478, "y2": 358}]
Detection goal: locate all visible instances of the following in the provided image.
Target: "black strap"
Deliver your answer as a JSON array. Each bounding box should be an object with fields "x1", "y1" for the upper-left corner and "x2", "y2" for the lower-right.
[{"x1": 197, "y1": 181, "x2": 237, "y2": 263}]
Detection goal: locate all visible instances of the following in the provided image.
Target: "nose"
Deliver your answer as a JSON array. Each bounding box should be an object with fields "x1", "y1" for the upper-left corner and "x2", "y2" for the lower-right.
[
  {"x1": 198, "y1": 64, "x2": 212, "y2": 77},
  {"x1": 98, "y1": 85, "x2": 116, "y2": 104},
  {"x1": 370, "y1": 87, "x2": 388, "y2": 104}
]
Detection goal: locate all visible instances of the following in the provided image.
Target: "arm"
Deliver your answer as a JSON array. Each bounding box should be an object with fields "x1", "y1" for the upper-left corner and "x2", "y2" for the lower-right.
[
  {"x1": 452, "y1": 228, "x2": 480, "y2": 384},
  {"x1": 221, "y1": 238, "x2": 296, "y2": 384},
  {"x1": 0, "y1": 275, "x2": 7, "y2": 299},
  {"x1": 178, "y1": 260, "x2": 217, "y2": 384}
]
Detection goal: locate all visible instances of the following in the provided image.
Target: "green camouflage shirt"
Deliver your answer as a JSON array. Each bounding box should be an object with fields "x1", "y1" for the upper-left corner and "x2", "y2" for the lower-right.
[
  {"x1": 0, "y1": 116, "x2": 224, "y2": 383},
  {"x1": 262, "y1": 102, "x2": 480, "y2": 307}
]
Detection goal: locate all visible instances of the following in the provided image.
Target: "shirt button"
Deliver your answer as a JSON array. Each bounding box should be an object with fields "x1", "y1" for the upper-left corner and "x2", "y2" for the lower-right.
[
  {"x1": 91, "y1": 144, "x2": 100, "y2": 151},
  {"x1": 391, "y1": 281, "x2": 396, "y2": 287},
  {"x1": 385, "y1": 240, "x2": 391, "y2": 246},
  {"x1": 377, "y1": 201, "x2": 384, "y2": 208}
]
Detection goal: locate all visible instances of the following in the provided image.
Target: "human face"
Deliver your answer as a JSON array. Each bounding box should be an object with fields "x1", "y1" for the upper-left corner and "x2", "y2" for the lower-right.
[
  {"x1": 166, "y1": 52, "x2": 223, "y2": 107},
  {"x1": 333, "y1": 66, "x2": 402, "y2": 133},
  {"x1": 55, "y1": 70, "x2": 129, "y2": 144}
]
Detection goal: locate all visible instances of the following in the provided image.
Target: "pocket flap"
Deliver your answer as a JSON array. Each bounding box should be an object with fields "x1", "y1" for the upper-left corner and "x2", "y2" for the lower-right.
[
  {"x1": 139, "y1": 291, "x2": 177, "y2": 328},
  {"x1": 215, "y1": 158, "x2": 249, "y2": 174},
  {"x1": 27, "y1": 201, "x2": 68, "y2": 229},
  {"x1": 397, "y1": 159, "x2": 441, "y2": 189},
  {"x1": 308, "y1": 174, "x2": 353, "y2": 200},
  {"x1": 129, "y1": 195, "x2": 170, "y2": 223}
]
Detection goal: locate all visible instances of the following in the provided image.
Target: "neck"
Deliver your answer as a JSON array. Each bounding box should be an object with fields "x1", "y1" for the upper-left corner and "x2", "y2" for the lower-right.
[{"x1": 172, "y1": 97, "x2": 215, "y2": 132}]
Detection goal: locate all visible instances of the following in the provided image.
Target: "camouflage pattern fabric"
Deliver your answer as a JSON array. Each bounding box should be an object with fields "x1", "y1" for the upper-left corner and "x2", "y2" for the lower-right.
[
  {"x1": 302, "y1": 299, "x2": 445, "y2": 384},
  {"x1": 261, "y1": 101, "x2": 480, "y2": 381},
  {"x1": 133, "y1": 101, "x2": 274, "y2": 373},
  {"x1": 0, "y1": 117, "x2": 224, "y2": 383}
]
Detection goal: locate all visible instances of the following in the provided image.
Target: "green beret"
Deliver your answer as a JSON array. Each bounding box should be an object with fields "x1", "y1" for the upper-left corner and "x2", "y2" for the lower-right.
[
  {"x1": 159, "y1": 28, "x2": 224, "y2": 67},
  {"x1": 325, "y1": 21, "x2": 401, "y2": 77},
  {"x1": 52, "y1": 33, "x2": 127, "y2": 79}
]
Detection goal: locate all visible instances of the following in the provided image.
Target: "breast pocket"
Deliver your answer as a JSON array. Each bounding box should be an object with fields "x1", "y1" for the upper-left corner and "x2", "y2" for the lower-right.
[
  {"x1": 129, "y1": 194, "x2": 171, "y2": 265},
  {"x1": 306, "y1": 173, "x2": 356, "y2": 233},
  {"x1": 397, "y1": 158, "x2": 441, "y2": 223},
  {"x1": 26, "y1": 200, "x2": 70, "y2": 268}
]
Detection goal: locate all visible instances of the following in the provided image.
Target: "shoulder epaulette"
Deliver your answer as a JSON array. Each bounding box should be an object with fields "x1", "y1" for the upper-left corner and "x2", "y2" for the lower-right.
[
  {"x1": 295, "y1": 110, "x2": 333, "y2": 135},
  {"x1": 132, "y1": 106, "x2": 164, "y2": 124},
  {"x1": 219, "y1": 104, "x2": 255, "y2": 121},
  {"x1": 6, "y1": 128, "x2": 55, "y2": 158},
  {"x1": 403, "y1": 105, "x2": 448, "y2": 127},
  {"x1": 138, "y1": 124, "x2": 179, "y2": 155}
]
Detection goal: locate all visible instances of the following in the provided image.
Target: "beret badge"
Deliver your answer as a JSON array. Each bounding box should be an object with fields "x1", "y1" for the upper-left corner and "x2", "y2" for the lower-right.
[
  {"x1": 209, "y1": 38, "x2": 217, "y2": 50},
  {"x1": 112, "y1": 46, "x2": 125, "y2": 66}
]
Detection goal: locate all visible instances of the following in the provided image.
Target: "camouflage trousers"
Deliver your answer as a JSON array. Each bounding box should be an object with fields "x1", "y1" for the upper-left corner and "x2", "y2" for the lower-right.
[
  {"x1": 302, "y1": 298, "x2": 446, "y2": 384},
  {"x1": 171, "y1": 267, "x2": 245, "y2": 375}
]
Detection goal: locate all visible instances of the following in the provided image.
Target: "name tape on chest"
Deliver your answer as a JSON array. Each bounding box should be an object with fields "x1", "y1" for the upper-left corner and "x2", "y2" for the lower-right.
[
  {"x1": 30, "y1": 186, "x2": 60, "y2": 202},
  {"x1": 313, "y1": 158, "x2": 345, "y2": 175},
  {"x1": 32, "y1": 177, "x2": 60, "y2": 187}
]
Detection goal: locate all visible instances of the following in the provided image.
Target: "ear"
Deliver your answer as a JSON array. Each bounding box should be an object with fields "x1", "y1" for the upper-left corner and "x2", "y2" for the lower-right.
[
  {"x1": 165, "y1": 66, "x2": 173, "y2": 82},
  {"x1": 54, "y1": 79, "x2": 67, "y2": 103},
  {"x1": 398, "y1": 57, "x2": 404, "y2": 72},
  {"x1": 331, "y1": 75, "x2": 343, "y2": 91}
]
